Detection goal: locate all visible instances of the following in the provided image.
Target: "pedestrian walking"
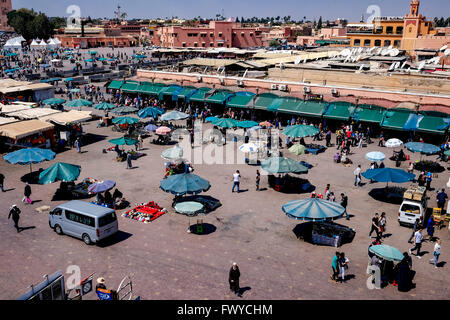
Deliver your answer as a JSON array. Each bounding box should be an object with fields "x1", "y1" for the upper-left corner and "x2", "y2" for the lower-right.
[
  {"x1": 138, "y1": 135, "x2": 143, "y2": 151},
  {"x1": 425, "y1": 171, "x2": 432, "y2": 190},
  {"x1": 379, "y1": 212, "x2": 387, "y2": 238},
  {"x1": 74, "y1": 137, "x2": 82, "y2": 153},
  {"x1": 0, "y1": 172, "x2": 5, "y2": 192},
  {"x1": 22, "y1": 182, "x2": 32, "y2": 204},
  {"x1": 340, "y1": 193, "x2": 349, "y2": 220},
  {"x1": 354, "y1": 165, "x2": 362, "y2": 187},
  {"x1": 228, "y1": 262, "x2": 241, "y2": 296},
  {"x1": 426, "y1": 216, "x2": 435, "y2": 241},
  {"x1": 408, "y1": 218, "x2": 422, "y2": 243},
  {"x1": 429, "y1": 239, "x2": 441, "y2": 268},
  {"x1": 339, "y1": 252, "x2": 349, "y2": 282},
  {"x1": 409, "y1": 228, "x2": 423, "y2": 259},
  {"x1": 232, "y1": 170, "x2": 241, "y2": 193},
  {"x1": 256, "y1": 170, "x2": 260, "y2": 191},
  {"x1": 8, "y1": 204, "x2": 21, "y2": 233},
  {"x1": 330, "y1": 251, "x2": 340, "y2": 283},
  {"x1": 126, "y1": 152, "x2": 133, "y2": 169},
  {"x1": 369, "y1": 213, "x2": 380, "y2": 238},
  {"x1": 436, "y1": 188, "x2": 448, "y2": 210}
]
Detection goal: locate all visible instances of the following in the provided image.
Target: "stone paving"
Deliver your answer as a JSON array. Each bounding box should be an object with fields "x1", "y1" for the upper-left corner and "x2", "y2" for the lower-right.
[{"x1": 0, "y1": 118, "x2": 449, "y2": 300}]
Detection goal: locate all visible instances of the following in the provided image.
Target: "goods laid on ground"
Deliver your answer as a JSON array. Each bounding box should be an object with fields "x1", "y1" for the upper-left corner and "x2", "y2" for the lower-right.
[{"x1": 122, "y1": 201, "x2": 167, "y2": 223}]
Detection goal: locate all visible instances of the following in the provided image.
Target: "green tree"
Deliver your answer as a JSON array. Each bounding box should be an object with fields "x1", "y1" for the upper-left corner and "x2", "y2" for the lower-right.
[
  {"x1": 317, "y1": 16, "x2": 322, "y2": 29},
  {"x1": 7, "y1": 9, "x2": 56, "y2": 40},
  {"x1": 269, "y1": 39, "x2": 280, "y2": 47}
]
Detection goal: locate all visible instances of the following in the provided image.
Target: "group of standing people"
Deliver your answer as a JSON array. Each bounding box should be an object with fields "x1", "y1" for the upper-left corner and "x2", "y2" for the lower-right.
[{"x1": 331, "y1": 251, "x2": 350, "y2": 283}]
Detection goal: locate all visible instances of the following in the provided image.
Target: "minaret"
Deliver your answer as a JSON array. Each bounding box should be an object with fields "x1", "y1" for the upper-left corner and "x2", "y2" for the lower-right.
[
  {"x1": 0, "y1": 0, "x2": 13, "y2": 31},
  {"x1": 402, "y1": 0, "x2": 422, "y2": 54}
]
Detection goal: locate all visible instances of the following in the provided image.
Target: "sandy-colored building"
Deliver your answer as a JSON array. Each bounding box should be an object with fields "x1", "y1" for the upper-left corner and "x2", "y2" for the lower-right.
[
  {"x1": 56, "y1": 26, "x2": 137, "y2": 48},
  {"x1": 0, "y1": 0, "x2": 12, "y2": 32}
]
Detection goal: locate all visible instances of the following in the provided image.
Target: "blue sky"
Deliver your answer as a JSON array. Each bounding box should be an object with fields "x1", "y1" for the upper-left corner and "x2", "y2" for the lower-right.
[{"x1": 13, "y1": 0, "x2": 450, "y2": 21}]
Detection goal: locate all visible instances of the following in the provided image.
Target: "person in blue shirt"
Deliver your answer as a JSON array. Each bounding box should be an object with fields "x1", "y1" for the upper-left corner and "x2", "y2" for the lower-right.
[
  {"x1": 425, "y1": 171, "x2": 432, "y2": 190},
  {"x1": 330, "y1": 252, "x2": 340, "y2": 282}
]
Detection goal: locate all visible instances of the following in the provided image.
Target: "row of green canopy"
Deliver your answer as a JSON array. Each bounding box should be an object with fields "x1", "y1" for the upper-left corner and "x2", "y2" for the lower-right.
[{"x1": 109, "y1": 81, "x2": 449, "y2": 134}]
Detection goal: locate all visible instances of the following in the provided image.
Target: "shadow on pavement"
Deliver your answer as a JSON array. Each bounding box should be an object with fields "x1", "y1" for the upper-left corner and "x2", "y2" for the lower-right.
[
  {"x1": 188, "y1": 223, "x2": 216, "y2": 235},
  {"x1": 97, "y1": 230, "x2": 133, "y2": 247}
]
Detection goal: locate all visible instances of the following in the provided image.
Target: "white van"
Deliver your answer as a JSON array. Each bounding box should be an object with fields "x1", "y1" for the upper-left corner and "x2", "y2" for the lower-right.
[
  {"x1": 398, "y1": 199, "x2": 427, "y2": 227},
  {"x1": 49, "y1": 200, "x2": 118, "y2": 245}
]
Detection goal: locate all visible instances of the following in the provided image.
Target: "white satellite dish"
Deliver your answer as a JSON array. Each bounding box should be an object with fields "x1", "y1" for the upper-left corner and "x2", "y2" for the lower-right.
[
  {"x1": 358, "y1": 47, "x2": 363, "y2": 54},
  {"x1": 439, "y1": 45, "x2": 448, "y2": 52},
  {"x1": 390, "y1": 48, "x2": 400, "y2": 57},
  {"x1": 401, "y1": 61, "x2": 407, "y2": 69},
  {"x1": 388, "y1": 45, "x2": 393, "y2": 50},
  {"x1": 394, "y1": 62, "x2": 401, "y2": 69},
  {"x1": 340, "y1": 48, "x2": 351, "y2": 56},
  {"x1": 445, "y1": 48, "x2": 450, "y2": 56},
  {"x1": 355, "y1": 55, "x2": 361, "y2": 61},
  {"x1": 388, "y1": 63, "x2": 395, "y2": 71},
  {"x1": 381, "y1": 49, "x2": 389, "y2": 56},
  {"x1": 376, "y1": 48, "x2": 383, "y2": 55}
]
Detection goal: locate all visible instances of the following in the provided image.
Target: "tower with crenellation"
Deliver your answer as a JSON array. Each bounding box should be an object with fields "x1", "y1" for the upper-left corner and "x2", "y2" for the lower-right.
[{"x1": 0, "y1": 0, "x2": 13, "y2": 31}]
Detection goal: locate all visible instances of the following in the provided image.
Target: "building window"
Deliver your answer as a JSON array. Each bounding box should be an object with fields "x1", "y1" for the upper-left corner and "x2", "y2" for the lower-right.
[
  {"x1": 364, "y1": 39, "x2": 371, "y2": 46},
  {"x1": 393, "y1": 40, "x2": 401, "y2": 47},
  {"x1": 386, "y1": 26, "x2": 393, "y2": 34},
  {"x1": 375, "y1": 26, "x2": 383, "y2": 34},
  {"x1": 374, "y1": 39, "x2": 382, "y2": 46},
  {"x1": 218, "y1": 32, "x2": 222, "y2": 37},
  {"x1": 384, "y1": 40, "x2": 391, "y2": 46},
  {"x1": 353, "y1": 39, "x2": 361, "y2": 46},
  {"x1": 396, "y1": 26, "x2": 403, "y2": 34}
]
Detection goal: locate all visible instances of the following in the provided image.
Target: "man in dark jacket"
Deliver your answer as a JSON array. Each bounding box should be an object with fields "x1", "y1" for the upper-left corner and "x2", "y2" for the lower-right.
[
  {"x1": 8, "y1": 205, "x2": 21, "y2": 232},
  {"x1": 23, "y1": 182, "x2": 32, "y2": 204},
  {"x1": 229, "y1": 262, "x2": 241, "y2": 296},
  {"x1": 0, "y1": 173, "x2": 5, "y2": 192}
]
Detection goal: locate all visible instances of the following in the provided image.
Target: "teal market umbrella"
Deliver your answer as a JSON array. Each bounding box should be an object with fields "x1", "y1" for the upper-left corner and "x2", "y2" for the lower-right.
[
  {"x1": 84, "y1": 59, "x2": 94, "y2": 63},
  {"x1": 362, "y1": 168, "x2": 415, "y2": 184},
  {"x1": 161, "y1": 145, "x2": 183, "y2": 160},
  {"x1": 112, "y1": 106, "x2": 138, "y2": 115},
  {"x1": 236, "y1": 120, "x2": 259, "y2": 128},
  {"x1": 109, "y1": 136, "x2": 138, "y2": 146},
  {"x1": 65, "y1": 99, "x2": 93, "y2": 108},
  {"x1": 138, "y1": 107, "x2": 165, "y2": 119},
  {"x1": 282, "y1": 198, "x2": 345, "y2": 222},
  {"x1": 160, "y1": 111, "x2": 189, "y2": 121},
  {"x1": 444, "y1": 150, "x2": 450, "y2": 157},
  {"x1": 205, "y1": 116, "x2": 218, "y2": 122},
  {"x1": 4, "y1": 147, "x2": 56, "y2": 173},
  {"x1": 405, "y1": 142, "x2": 440, "y2": 155},
  {"x1": 98, "y1": 57, "x2": 107, "y2": 61},
  {"x1": 160, "y1": 173, "x2": 211, "y2": 196},
  {"x1": 38, "y1": 162, "x2": 81, "y2": 185},
  {"x1": 282, "y1": 125, "x2": 319, "y2": 138},
  {"x1": 261, "y1": 157, "x2": 308, "y2": 174},
  {"x1": 43, "y1": 98, "x2": 66, "y2": 106},
  {"x1": 112, "y1": 116, "x2": 140, "y2": 125},
  {"x1": 365, "y1": 151, "x2": 386, "y2": 162},
  {"x1": 174, "y1": 201, "x2": 206, "y2": 233},
  {"x1": 94, "y1": 102, "x2": 117, "y2": 110},
  {"x1": 211, "y1": 118, "x2": 238, "y2": 129},
  {"x1": 369, "y1": 244, "x2": 404, "y2": 262}
]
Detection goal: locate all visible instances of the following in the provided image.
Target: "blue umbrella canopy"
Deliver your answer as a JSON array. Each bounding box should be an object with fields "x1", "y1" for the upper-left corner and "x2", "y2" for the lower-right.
[
  {"x1": 405, "y1": 142, "x2": 441, "y2": 155},
  {"x1": 362, "y1": 168, "x2": 415, "y2": 183},
  {"x1": 87, "y1": 180, "x2": 116, "y2": 194},
  {"x1": 4, "y1": 148, "x2": 55, "y2": 165},
  {"x1": 161, "y1": 145, "x2": 183, "y2": 160},
  {"x1": 369, "y1": 244, "x2": 404, "y2": 262},
  {"x1": 283, "y1": 125, "x2": 319, "y2": 138},
  {"x1": 4, "y1": 147, "x2": 56, "y2": 173},
  {"x1": 138, "y1": 107, "x2": 165, "y2": 119},
  {"x1": 38, "y1": 162, "x2": 81, "y2": 185},
  {"x1": 282, "y1": 198, "x2": 345, "y2": 222},
  {"x1": 160, "y1": 173, "x2": 211, "y2": 196},
  {"x1": 144, "y1": 124, "x2": 158, "y2": 132},
  {"x1": 365, "y1": 151, "x2": 386, "y2": 162},
  {"x1": 160, "y1": 111, "x2": 189, "y2": 121},
  {"x1": 261, "y1": 157, "x2": 308, "y2": 174}
]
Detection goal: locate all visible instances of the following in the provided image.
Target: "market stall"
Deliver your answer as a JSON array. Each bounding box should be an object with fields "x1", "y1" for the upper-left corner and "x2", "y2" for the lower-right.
[
  {"x1": 122, "y1": 202, "x2": 167, "y2": 224},
  {"x1": 0, "y1": 119, "x2": 55, "y2": 149}
]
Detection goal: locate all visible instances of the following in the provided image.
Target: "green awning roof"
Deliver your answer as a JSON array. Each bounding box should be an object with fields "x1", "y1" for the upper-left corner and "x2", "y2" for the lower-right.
[
  {"x1": 418, "y1": 115, "x2": 449, "y2": 134},
  {"x1": 276, "y1": 97, "x2": 304, "y2": 114},
  {"x1": 108, "y1": 80, "x2": 123, "y2": 90},
  {"x1": 136, "y1": 82, "x2": 167, "y2": 95},
  {"x1": 161, "y1": 85, "x2": 183, "y2": 96},
  {"x1": 294, "y1": 101, "x2": 327, "y2": 117},
  {"x1": 381, "y1": 110, "x2": 413, "y2": 130},
  {"x1": 121, "y1": 81, "x2": 140, "y2": 93},
  {"x1": 226, "y1": 92, "x2": 255, "y2": 108},
  {"x1": 254, "y1": 93, "x2": 279, "y2": 111},
  {"x1": 353, "y1": 105, "x2": 386, "y2": 123},
  {"x1": 189, "y1": 87, "x2": 212, "y2": 102},
  {"x1": 323, "y1": 102, "x2": 356, "y2": 121},
  {"x1": 177, "y1": 87, "x2": 198, "y2": 100},
  {"x1": 205, "y1": 91, "x2": 235, "y2": 104}
]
